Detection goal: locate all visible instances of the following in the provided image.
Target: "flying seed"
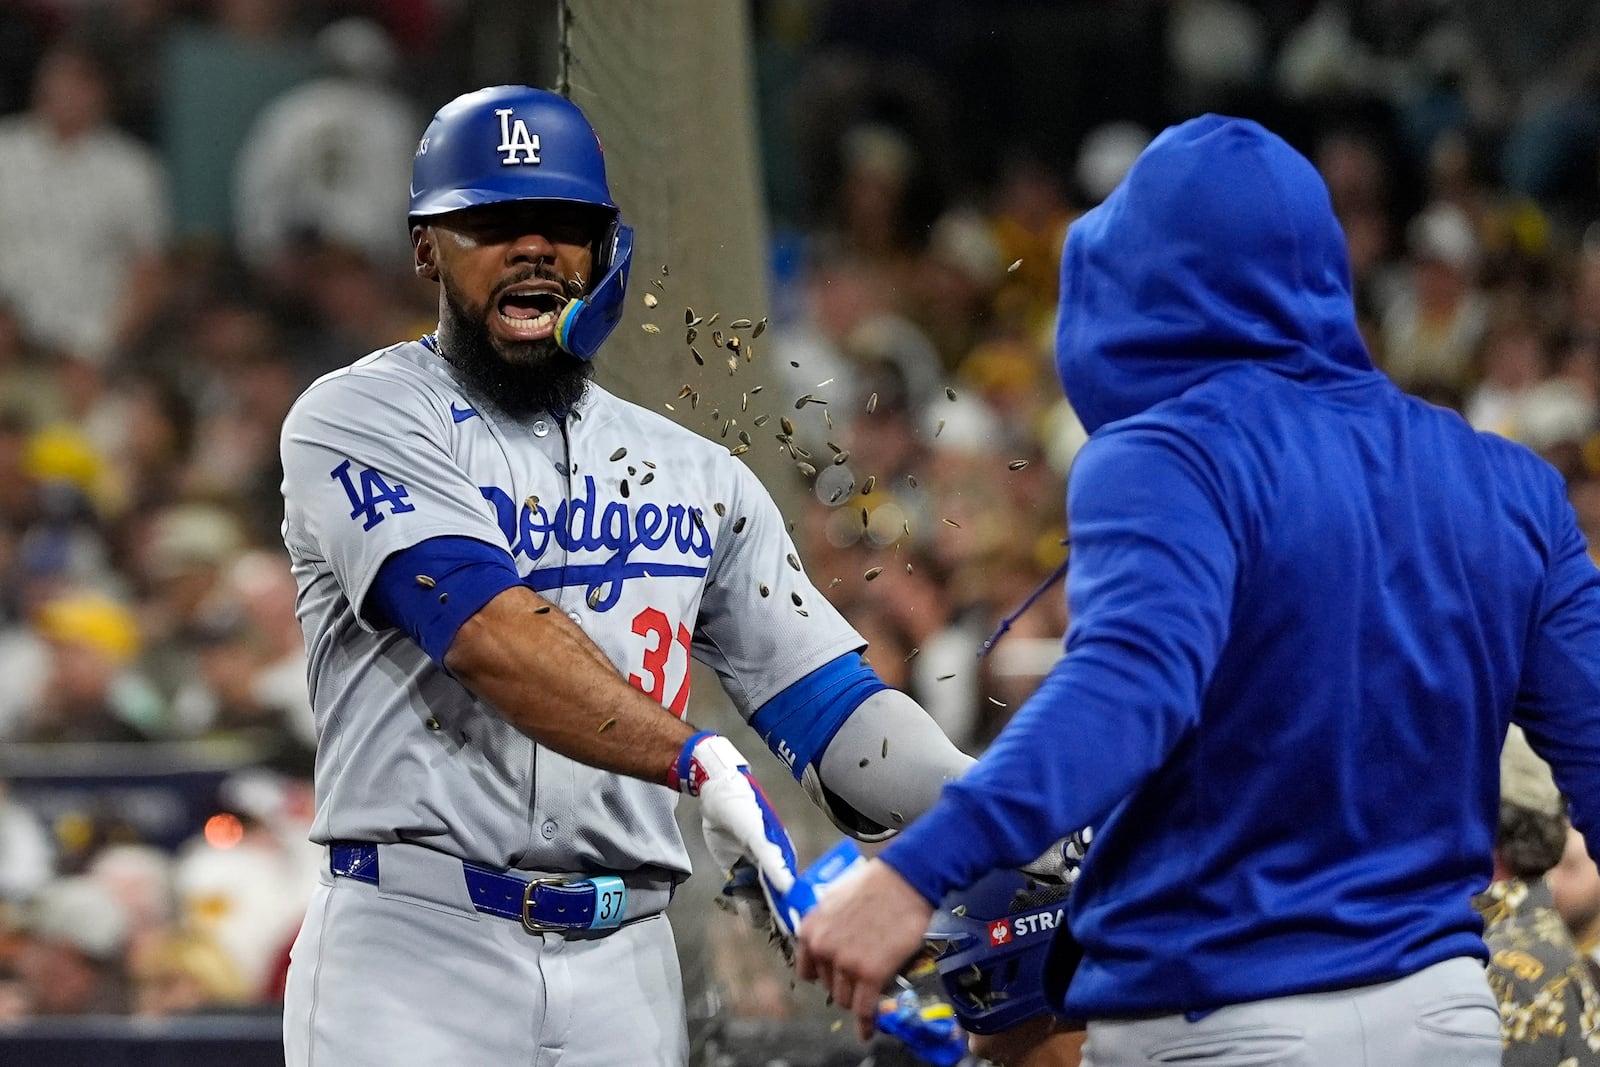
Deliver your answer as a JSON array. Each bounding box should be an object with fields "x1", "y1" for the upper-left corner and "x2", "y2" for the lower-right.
[
  {"x1": 858, "y1": 758, "x2": 869, "y2": 769},
  {"x1": 643, "y1": 293, "x2": 658, "y2": 308},
  {"x1": 759, "y1": 583, "x2": 769, "y2": 597},
  {"x1": 535, "y1": 605, "x2": 552, "y2": 614},
  {"x1": 1008, "y1": 459, "x2": 1030, "y2": 471},
  {"x1": 651, "y1": 279, "x2": 664, "y2": 290},
  {"x1": 691, "y1": 346, "x2": 704, "y2": 365},
  {"x1": 706, "y1": 312, "x2": 719, "y2": 326},
  {"x1": 640, "y1": 472, "x2": 655, "y2": 485},
  {"x1": 829, "y1": 577, "x2": 842, "y2": 588},
  {"x1": 786, "y1": 520, "x2": 797, "y2": 533},
  {"x1": 438, "y1": 592, "x2": 449, "y2": 604},
  {"x1": 753, "y1": 317, "x2": 767, "y2": 338},
  {"x1": 862, "y1": 476, "x2": 876, "y2": 495},
  {"x1": 834, "y1": 451, "x2": 850, "y2": 465},
  {"x1": 905, "y1": 563, "x2": 914, "y2": 574},
  {"x1": 685, "y1": 307, "x2": 698, "y2": 325},
  {"x1": 943, "y1": 518, "x2": 961, "y2": 528},
  {"x1": 791, "y1": 592, "x2": 802, "y2": 607},
  {"x1": 988, "y1": 697, "x2": 1008, "y2": 707},
  {"x1": 733, "y1": 516, "x2": 747, "y2": 533},
  {"x1": 692, "y1": 509, "x2": 705, "y2": 529},
  {"x1": 861, "y1": 506, "x2": 869, "y2": 527},
  {"x1": 620, "y1": 480, "x2": 630, "y2": 498},
  {"x1": 727, "y1": 335, "x2": 742, "y2": 352},
  {"x1": 787, "y1": 553, "x2": 801, "y2": 571},
  {"x1": 727, "y1": 357, "x2": 737, "y2": 374},
  {"x1": 686, "y1": 327, "x2": 698, "y2": 344},
  {"x1": 882, "y1": 738, "x2": 889, "y2": 758},
  {"x1": 731, "y1": 444, "x2": 749, "y2": 456},
  {"x1": 642, "y1": 323, "x2": 660, "y2": 334},
  {"x1": 627, "y1": 466, "x2": 636, "y2": 475},
  {"x1": 644, "y1": 460, "x2": 656, "y2": 468},
  {"x1": 690, "y1": 392, "x2": 699, "y2": 408},
  {"x1": 864, "y1": 566, "x2": 884, "y2": 581},
  {"x1": 952, "y1": 904, "x2": 967, "y2": 917},
  {"x1": 753, "y1": 414, "x2": 769, "y2": 427},
  {"x1": 567, "y1": 276, "x2": 585, "y2": 295},
  {"x1": 738, "y1": 430, "x2": 751, "y2": 446},
  {"x1": 908, "y1": 475, "x2": 919, "y2": 488},
  {"x1": 740, "y1": 392, "x2": 748, "y2": 412},
  {"x1": 945, "y1": 386, "x2": 957, "y2": 401},
  {"x1": 796, "y1": 608, "x2": 809, "y2": 617},
  {"x1": 713, "y1": 330, "x2": 724, "y2": 347},
  {"x1": 890, "y1": 811, "x2": 904, "y2": 824},
  {"x1": 731, "y1": 318, "x2": 753, "y2": 329},
  {"x1": 678, "y1": 384, "x2": 694, "y2": 398},
  {"x1": 598, "y1": 717, "x2": 617, "y2": 733},
  {"x1": 415, "y1": 574, "x2": 436, "y2": 588},
  {"x1": 714, "y1": 502, "x2": 727, "y2": 517},
  {"x1": 790, "y1": 360, "x2": 799, "y2": 368},
  {"x1": 780, "y1": 416, "x2": 795, "y2": 435},
  {"x1": 664, "y1": 403, "x2": 675, "y2": 411},
  {"x1": 588, "y1": 587, "x2": 604, "y2": 608},
  {"x1": 721, "y1": 419, "x2": 732, "y2": 439},
  {"x1": 935, "y1": 419, "x2": 945, "y2": 437},
  {"x1": 526, "y1": 495, "x2": 540, "y2": 510},
  {"x1": 937, "y1": 673, "x2": 955, "y2": 681},
  {"x1": 828, "y1": 487, "x2": 845, "y2": 504},
  {"x1": 797, "y1": 461, "x2": 816, "y2": 477},
  {"x1": 904, "y1": 647, "x2": 920, "y2": 661},
  {"x1": 1008, "y1": 258, "x2": 1023, "y2": 273},
  {"x1": 792, "y1": 444, "x2": 811, "y2": 459},
  {"x1": 610, "y1": 447, "x2": 627, "y2": 462}
]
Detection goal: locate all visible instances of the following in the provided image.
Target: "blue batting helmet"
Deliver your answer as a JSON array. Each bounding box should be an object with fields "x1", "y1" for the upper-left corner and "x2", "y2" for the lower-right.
[
  {"x1": 409, "y1": 85, "x2": 633, "y2": 361},
  {"x1": 923, "y1": 869, "x2": 1074, "y2": 1035}
]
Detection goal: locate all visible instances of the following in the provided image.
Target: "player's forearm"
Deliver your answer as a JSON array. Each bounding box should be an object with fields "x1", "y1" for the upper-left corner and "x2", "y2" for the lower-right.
[
  {"x1": 444, "y1": 586, "x2": 694, "y2": 783},
  {"x1": 815, "y1": 688, "x2": 975, "y2": 827}
]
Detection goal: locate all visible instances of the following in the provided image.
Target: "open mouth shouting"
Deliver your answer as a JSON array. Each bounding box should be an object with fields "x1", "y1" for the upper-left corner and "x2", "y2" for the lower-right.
[{"x1": 492, "y1": 280, "x2": 570, "y2": 342}]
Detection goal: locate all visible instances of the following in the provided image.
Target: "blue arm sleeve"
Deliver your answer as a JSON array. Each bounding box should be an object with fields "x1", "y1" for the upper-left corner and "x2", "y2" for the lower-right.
[
  {"x1": 880, "y1": 427, "x2": 1237, "y2": 903},
  {"x1": 367, "y1": 535, "x2": 525, "y2": 667},
  {"x1": 749, "y1": 651, "x2": 887, "y2": 780}
]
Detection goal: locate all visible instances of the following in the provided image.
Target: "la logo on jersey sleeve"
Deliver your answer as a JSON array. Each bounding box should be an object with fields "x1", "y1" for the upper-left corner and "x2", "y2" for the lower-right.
[
  {"x1": 330, "y1": 460, "x2": 415, "y2": 530},
  {"x1": 495, "y1": 108, "x2": 540, "y2": 165}
]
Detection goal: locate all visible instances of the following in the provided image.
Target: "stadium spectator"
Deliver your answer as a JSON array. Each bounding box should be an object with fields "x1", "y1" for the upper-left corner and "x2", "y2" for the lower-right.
[
  {"x1": 11, "y1": 874, "x2": 132, "y2": 1015},
  {"x1": 1476, "y1": 726, "x2": 1600, "y2": 1065},
  {"x1": 20, "y1": 591, "x2": 155, "y2": 744},
  {"x1": 0, "y1": 43, "x2": 169, "y2": 365}
]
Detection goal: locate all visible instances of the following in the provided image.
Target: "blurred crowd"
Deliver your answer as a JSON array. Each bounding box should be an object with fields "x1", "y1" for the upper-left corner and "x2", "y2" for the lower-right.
[{"x1": 0, "y1": 0, "x2": 1598, "y2": 1040}]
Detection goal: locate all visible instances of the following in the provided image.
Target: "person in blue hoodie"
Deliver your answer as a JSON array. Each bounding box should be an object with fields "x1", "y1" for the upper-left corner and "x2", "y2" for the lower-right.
[{"x1": 795, "y1": 113, "x2": 1600, "y2": 1066}]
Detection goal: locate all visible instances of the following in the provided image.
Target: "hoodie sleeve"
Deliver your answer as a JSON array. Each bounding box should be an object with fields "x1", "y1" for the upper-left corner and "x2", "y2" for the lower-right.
[
  {"x1": 1514, "y1": 475, "x2": 1600, "y2": 852},
  {"x1": 880, "y1": 424, "x2": 1239, "y2": 903}
]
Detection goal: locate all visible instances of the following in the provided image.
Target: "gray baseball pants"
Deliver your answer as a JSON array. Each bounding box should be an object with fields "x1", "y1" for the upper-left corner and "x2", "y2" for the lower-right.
[
  {"x1": 1082, "y1": 957, "x2": 1500, "y2": 1067},
  {"x1": 283, "y1": 846, "x2": 687, "y2": 1066}
]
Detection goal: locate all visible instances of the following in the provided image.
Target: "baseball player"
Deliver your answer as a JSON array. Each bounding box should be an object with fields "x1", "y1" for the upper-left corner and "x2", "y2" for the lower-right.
[
  {"x1": 798, "y1": 115, "x2": 1600, "y2": 1065},
  {"x1": 277, "y1": 85, "x2": 972, "y2": 1066}
]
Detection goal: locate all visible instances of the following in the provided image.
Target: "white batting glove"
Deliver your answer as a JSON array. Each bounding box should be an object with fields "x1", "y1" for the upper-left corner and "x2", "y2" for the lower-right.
[{"x1": 670, "y1": 731, "x2": 798, "y2": 899}]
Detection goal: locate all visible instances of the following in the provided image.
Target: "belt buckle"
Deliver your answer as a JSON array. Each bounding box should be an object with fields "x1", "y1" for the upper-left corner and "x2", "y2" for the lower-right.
[{"x1": 521, "y1": 876, "x2": 575, "y2": 933}]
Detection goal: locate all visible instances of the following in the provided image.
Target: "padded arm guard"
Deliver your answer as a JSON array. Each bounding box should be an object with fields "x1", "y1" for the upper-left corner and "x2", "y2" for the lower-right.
[{"x1": 810, "y1": 688, "x2": 976, "y2": 841}]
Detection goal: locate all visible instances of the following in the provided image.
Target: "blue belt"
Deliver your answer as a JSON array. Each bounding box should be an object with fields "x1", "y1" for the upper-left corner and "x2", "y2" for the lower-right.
[{"x1": 329, "y1": 842, "x2": 649, "y2": 933}]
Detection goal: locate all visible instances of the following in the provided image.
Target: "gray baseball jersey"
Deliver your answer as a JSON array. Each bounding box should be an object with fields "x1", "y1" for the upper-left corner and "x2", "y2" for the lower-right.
[{"x1": 278, "y1": 338, "x2": 864, "y2": 878}]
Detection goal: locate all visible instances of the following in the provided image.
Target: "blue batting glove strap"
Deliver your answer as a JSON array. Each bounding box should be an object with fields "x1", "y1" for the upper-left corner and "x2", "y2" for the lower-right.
[
  {"x1": 742, "y1": 767, "x2": 800, "y2": 879},
  {"x1": 875, "y1": 989, "x2": 966, "y2": 1066},
  {"x1": 669, "y1": 729, "x2": 721, "y2": 794}
]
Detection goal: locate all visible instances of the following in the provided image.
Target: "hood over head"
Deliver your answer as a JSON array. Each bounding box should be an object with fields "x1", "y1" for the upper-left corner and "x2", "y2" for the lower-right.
[{"x1": 1056, "y1": 114, "x2": 1375, "y2": 434}]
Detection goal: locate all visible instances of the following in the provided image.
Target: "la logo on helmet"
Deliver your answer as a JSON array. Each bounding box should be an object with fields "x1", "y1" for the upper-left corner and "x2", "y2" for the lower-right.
[{"x1": 495, "y1": 108, "x2": 541, "y2": 165}]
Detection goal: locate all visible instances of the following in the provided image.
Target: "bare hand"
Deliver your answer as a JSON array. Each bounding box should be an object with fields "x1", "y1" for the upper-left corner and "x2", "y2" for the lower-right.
[{"x1": 794, "y1": 859, "x2": 932, "y2": 1040}]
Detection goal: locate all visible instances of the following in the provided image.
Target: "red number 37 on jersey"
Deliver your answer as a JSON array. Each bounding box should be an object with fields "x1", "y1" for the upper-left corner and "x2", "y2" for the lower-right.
[{"x1": 628, "y1": 607, "x2": 691, "y2": 718}]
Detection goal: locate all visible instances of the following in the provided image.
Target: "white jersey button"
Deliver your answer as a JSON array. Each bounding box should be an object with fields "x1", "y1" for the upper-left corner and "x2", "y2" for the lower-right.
[
  {"x1": 540, "y1": 819, "x2": 558, "y2": 840},
  {"x1": 532, "y1": 420, "x2": 550, "y2": 437},
  {"x1": 567, "y1": 611, "x2": 582, "y2": 626}
]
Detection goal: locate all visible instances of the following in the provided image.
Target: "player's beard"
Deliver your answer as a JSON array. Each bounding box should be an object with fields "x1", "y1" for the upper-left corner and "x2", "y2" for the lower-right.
[{"x1": 437, "y1": 273, "x2": 594, "y2": 420}]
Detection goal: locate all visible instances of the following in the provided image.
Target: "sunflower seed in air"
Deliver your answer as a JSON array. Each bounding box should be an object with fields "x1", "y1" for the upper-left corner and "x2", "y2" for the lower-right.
[
  {"x1": 937, "y1": 673, "x2": 955, "y2": 681},
  {"x1": 864, "y1": 566, "x2": 884, "y2": 581},
  {"x1": 1008, "y1": 258, "x2": 1023, "y2": 272},
  {"x1": 738, "y1": 430, "x2": 751, "y2": 446},
  {"x1": 727, "y1": 335, "x2": 741, "y2": 352},
  {"x1": 862, "y1": 476, "x2": 876, "y2": 495},
  {"x1": 730, "y1": 318, "x2": 753, "y2": 329},
  {"x1": 732, "y1": 516, "x2": 747, "y2": 533},
  {"x1": 651, "y1": 279, "x2": 664, "y2": 290},
  {"x1": 790, "y1": 592, "x2": 802, "y2": 607},
  {"x1": 943, "y1": 518, "x2": 961, "y2": 528},
  {"x1": 759, "y1": 583, "x2": 770, "y2": 597},
  {"x1": 829, "y1": 577, "x2": 842, "y2": 588},
  {"x1": 642, "y1": 323, "x2": 660, "y2": 334},
  {"x1": 588, "y1": 587, "x2": 603, "y2": 608},
  {"x1": 945, "y1": 386, "x2": 957, "y2": 401},
  {"x1": 730, "y1": 444, "x2": 749, "y2": 456},
  {"x1": 834, "y1": 451, "x2": 850, "y2": 465},
  {"x1": 753, "y1": 414, "x2": 769, "y2": 427},
  {"x1": 988, "y1": 697, "x2": 1008, "y2": 707},
  {"x1": 860, "y1": 506, "x2": 869, "y2": 527},
  {"x1": 712, "y1": 330, "x2": 724, "y2": 347},
  {"x1": 686, "y1": 327, "x2": 698, "y2": 344},
  {"x1": 526, "y1": 495, "x2": 540, "y2": 510},
  {"x1": 598, "y1": 717, "x2": 617, "y2": 733},
  {"x1": 740, "y1": 392, "x2": 748, "y2": 412},
  {"x1": 935, "y1": 419, "x2": 945, "y2": 437},
  {"x1": 753, "y1": 317, "x2": 768, "y2": 338},
  {"x1": 705, "y1": 312, "x2": 719, "y2": 326},
  {"x1": 720, "y1": 419, "x2": 732, "y2": 439},
  {"x1": 1008, "y1": 459, "x2": 1030, "y2": 471},
  {"x1": 908, "y1": 474, "x2": 919, "y2": 488},
  {"x1": 534, "y1": 604, "x2": 552, "y2": 614},
  {"x1": 610, "y1": 447, "x2": 627, "y2": 461},
  {"x1": 643, "y1": 293, "x2": 659, "y2": 308},
  {"x1": 797, "y1": 462, "x2": 816, "y2": 477},
  {"x1": 691, "y1": 346, "x2": 704, "y2": 365},
  {"x1": 780, "y1": 416, "x2": 795, "y2": 435},
  {"x1": 787, "y1": 553, "x2": 801, "y2": 571},
  {"x1": 904, "y1": 647, "x2": 919, "y2": 661},
  {"x1": 905, "y1": 562, "x2": 914, "y2": 574},
  {"x1": 620, "y1": 480, "x2": 630, "y2": 498},
  {"x1": 882, "y1": 738, "x2": 890, "y2": 758},
  {"x1": 714, "y1": 502, "x2": 726, "y2": 517},
  {"x1": 415, "y1": 575, "x2": 436, "y2": 588},
  {"x1": 640, "y1": 472, "x2": 655, "y2": 485}
]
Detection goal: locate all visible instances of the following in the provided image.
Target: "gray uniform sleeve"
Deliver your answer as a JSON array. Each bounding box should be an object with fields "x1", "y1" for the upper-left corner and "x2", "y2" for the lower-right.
[
  {"x1": 691, "y1": 458, "x2": 864, "y2": 715},
  {"x1": 280, "y1": 370, "x2": 509, "y2": 629}
]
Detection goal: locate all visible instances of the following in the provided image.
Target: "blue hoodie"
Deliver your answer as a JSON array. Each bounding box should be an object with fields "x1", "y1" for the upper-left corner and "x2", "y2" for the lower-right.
[{"x1": 881, "y1": 115, "x2": 1600, "y2": 1016}]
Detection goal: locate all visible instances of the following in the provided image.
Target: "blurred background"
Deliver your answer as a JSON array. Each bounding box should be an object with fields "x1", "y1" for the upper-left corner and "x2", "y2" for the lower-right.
[{"x1": 1, "y1": 0, "x2": 1600, "y2": 1064}]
